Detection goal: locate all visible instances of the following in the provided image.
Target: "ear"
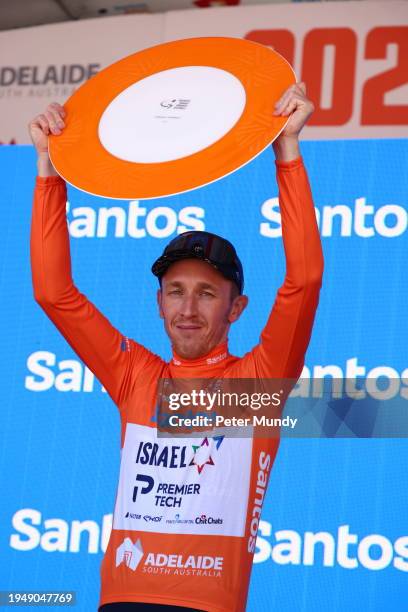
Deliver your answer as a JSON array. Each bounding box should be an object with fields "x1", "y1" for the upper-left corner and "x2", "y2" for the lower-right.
[
  {"x1": 228, "y1": 294, "x2": 249, "y2": 323},
  {"x1": 157, "y1": 288, "x2": 164, "y2": 319}
]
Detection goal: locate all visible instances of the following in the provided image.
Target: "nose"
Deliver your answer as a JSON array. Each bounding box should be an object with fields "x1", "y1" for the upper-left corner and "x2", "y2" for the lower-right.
[{"x1": 179, "y1": 293, "x2": 199, "y2": 318}]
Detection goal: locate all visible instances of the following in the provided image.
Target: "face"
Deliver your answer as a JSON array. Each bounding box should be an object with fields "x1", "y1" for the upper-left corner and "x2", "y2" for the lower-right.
[{"x1": 157, "y1": 259, "x2": 248, "y2": 360}]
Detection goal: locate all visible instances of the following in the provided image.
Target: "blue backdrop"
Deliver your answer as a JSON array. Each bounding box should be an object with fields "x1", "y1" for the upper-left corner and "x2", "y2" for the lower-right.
[{"x1": 0, "y1": 140, "x2": 407, "y2": 611}]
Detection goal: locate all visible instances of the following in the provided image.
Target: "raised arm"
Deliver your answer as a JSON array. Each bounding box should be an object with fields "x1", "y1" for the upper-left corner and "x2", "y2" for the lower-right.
[
  {"x1": 238, "y1": 83, "x2": 324, "y2": 380},
  {"x1": 29, "y1": 104, "x2": 156, "y2": 407}
]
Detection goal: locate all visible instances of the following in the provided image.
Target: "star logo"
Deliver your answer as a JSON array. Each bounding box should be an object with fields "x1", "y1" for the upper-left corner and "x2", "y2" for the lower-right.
[{"x1": 189, "y1": 435, "x2": 224, "y2": 474}]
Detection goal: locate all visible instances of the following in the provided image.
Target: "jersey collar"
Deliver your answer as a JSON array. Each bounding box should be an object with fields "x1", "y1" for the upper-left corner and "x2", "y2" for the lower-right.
[{"x1": 171, "y1": 341, "x2": 229, "y2": 368}]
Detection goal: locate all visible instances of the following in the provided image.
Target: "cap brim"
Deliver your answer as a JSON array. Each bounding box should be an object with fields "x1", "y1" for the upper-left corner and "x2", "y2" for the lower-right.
[{"x1": 152, "y1": 252, "x2": 220, "y2": 279}]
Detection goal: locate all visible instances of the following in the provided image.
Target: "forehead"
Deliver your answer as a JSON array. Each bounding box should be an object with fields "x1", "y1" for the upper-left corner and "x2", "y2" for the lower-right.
[{"x1": 162, "y1": 258, "x2": 229, "y2": 288}]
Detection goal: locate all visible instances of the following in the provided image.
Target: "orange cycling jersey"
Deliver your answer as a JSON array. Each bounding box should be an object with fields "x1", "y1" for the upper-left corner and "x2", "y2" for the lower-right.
[{"x1": 30, "y1": 157, "x2": 323, "y2": 612}]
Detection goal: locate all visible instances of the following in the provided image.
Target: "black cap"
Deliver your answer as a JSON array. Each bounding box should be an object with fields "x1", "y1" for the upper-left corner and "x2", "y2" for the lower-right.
[{"x1": 151, "y1": 231, "x2": 244, "y2": 294}]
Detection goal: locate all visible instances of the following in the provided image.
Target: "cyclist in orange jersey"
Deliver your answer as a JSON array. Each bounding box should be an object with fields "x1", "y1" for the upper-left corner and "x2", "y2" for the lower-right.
[{"x1": 29, "y1": 82, "x2": 323, "y2": 612}]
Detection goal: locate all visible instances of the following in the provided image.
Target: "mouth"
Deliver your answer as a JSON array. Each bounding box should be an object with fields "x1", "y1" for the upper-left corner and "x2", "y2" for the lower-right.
[{"x1": 175, "y1": 324, "x2": 202, "y2": 331}]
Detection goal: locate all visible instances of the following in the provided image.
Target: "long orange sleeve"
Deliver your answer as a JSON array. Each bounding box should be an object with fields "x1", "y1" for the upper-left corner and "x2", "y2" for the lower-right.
[
  {"x1": 30, "y1": 175, "x2": 155, "y2": 407},
  {"x1": 232, "y1": 156, "x2": 324, "y2": 380}
]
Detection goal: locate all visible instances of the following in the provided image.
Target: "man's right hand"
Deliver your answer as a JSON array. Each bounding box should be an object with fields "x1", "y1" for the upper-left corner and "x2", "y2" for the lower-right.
[{"x1": 28, "y1": 102, "x2": 66, "y2": 176}]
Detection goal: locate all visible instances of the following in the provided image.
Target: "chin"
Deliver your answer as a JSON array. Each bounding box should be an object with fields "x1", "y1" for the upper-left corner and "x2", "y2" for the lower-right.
[{"x1": 174, "y1": 340, "x2": 207, "y2": 360}]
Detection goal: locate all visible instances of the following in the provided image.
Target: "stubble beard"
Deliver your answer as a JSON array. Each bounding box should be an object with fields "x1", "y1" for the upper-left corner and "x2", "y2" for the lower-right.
[{"x1": 171, "y1": 333, "x2": 209, "y2": 360}]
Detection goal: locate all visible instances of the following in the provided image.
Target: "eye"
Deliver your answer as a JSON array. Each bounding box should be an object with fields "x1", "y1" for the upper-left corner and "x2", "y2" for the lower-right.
[
  {"x1": 200, "y1": 291, "x2": 215, "y2": 297},
  {"x1": 168, "y1": 289, "x2": 182, "y2": 295}
]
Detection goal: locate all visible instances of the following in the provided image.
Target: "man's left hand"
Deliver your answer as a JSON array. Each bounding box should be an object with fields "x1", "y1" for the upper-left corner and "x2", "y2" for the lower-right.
[{"x1": 273, "y1": 82, "x2": 314, "y2": 139}]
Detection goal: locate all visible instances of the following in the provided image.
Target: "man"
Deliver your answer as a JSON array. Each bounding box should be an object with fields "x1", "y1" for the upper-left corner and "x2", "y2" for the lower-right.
[{"x1": 29, "y1": 82, "x2": 323, "y2": 612}]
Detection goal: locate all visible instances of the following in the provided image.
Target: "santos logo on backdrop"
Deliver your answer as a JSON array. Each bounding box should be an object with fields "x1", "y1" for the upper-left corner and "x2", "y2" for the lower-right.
[
  {"x1": 24, "y1": 353, "x2": 408, "y2": 397},
  {"x1": 261, "y1": 197, "x2": 407, "y2": 238},
  {"x1": 65, "y1": 197, "x2": 407, "y2": 240},
  {"x1": 9, "y1": 509, "x2": 408, "y2": 573},
  {"x1": 66, "y1": 200, "x2": 205, "y2": 239}
]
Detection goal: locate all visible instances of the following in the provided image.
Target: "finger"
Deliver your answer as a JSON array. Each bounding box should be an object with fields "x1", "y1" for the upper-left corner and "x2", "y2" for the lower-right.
[
  {"x1": 46, "y1": 105, "x2": 65, "y2": 129},
  {"x1": 32, "y1": 114, "x2": 50, "y2": 135},
  {"x1": 49, "y1": 102, "x2": 66, "y2": 119},
  {"x1": 273, "y1": 93, "x2": 292, "y2": 115},
  {"x1": 274, "y1": 83, "x2": 307, "y2": 115},
  {"x1": 274, "y1": 90, "x2": 305, "y2": 116},
  {"x1": 274, "y1": 86, "x2": 296, "y2": 112},
  {"x1": 281, "y1": 97, "x2": 299, "y2": 116},
  {"x1": 282, "y1": 96, "x2": 314, "y2": 119},
  {"x1": 286, "y1": 84, "x2": 307, "y2": 103},
  {"x1": 44, "y1": 110, "x2": 62, "y2": 134},
  {"x1": 297, "y1": 81, "x2": 307, "y2": 94}
]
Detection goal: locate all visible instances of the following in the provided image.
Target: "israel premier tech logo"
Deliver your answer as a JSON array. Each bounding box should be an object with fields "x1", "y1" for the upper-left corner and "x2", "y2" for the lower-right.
[
  {"x1": 130, "y1": 437, "x2": 224, "y2": 509},
  {"x1": 116, "y1": 537, "x2": 223, "y2": 577},
  {"x1": 189, "y1": 436, "x2": 224, "y2": 474},
  {"x1": 134, "y1": 436, "x2": 224, "y2": 476}
]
